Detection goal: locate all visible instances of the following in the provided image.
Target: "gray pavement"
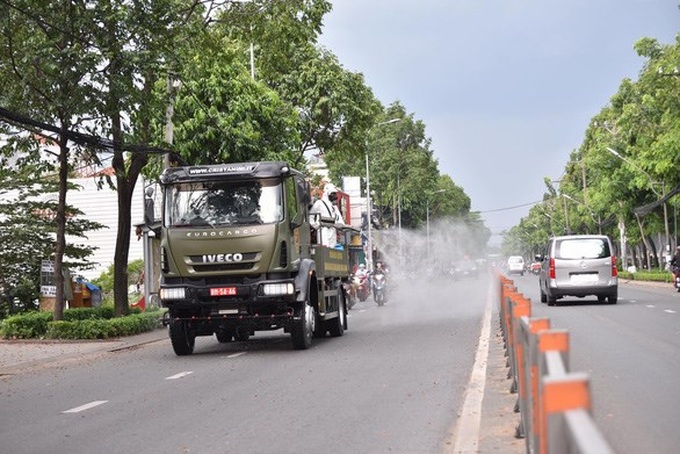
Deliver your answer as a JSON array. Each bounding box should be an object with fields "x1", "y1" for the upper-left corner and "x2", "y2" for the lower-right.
[
  {"x1": 0, "y1": 318, "x2": 526, "y2": 453},
  {"x1": 0, "y1": 278, "x2": 668, "y2": 452},
  {"x1": 0, "y1": 327, "x2": 169, "y2": 376}
]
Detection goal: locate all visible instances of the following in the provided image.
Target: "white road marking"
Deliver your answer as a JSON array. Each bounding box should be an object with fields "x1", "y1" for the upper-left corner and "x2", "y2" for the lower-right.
[
  {"x1": 646, "y1": 305, "x2": 655, "y2": 308},
  {"x1": 165, "y1": 371, "x2": 194, "y2": 380},
  {"x1": 664, "y1": 309, "x2": 676, "y2": 314},
  {"x1": 227, "y1": 352, "x2": 247, "y2": 358},
  {"x1": 445, "y1": 283, "x2": 492, "y2": 453},
  {"x1": 62, "y1": 400, "x2": 108, "y2": 413}
]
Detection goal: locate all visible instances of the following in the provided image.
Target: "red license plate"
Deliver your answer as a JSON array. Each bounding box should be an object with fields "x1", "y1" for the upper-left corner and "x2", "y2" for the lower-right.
[{"x1": 210, "y1": 287, "x2": 237, "y2": 296}]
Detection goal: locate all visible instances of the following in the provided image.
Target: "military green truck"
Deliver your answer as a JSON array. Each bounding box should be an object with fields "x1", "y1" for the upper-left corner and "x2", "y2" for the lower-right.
[{"x1": 150, "y1": 161, "x2": 352, "y2": 355}]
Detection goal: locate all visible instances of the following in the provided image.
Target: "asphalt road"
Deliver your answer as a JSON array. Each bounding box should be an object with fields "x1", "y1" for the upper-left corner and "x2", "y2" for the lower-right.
[
  {"x1": 508, "y1": 273, "x2": 680, "y2": 454},
  {"x1": 0, "y1": 274, "x2": 526, "y2": 454}
]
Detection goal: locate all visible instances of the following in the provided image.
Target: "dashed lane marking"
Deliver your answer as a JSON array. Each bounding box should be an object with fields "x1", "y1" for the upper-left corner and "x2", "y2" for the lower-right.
[
  {"x1": 227, "y1": 352, "x2": 247, "y2": 358},
  {"x1": 165, "y1": 371, "x2": 194, "y2": 380},
  {"x1": 62, "y1": 400, "x2": 108, "y2": 414}
]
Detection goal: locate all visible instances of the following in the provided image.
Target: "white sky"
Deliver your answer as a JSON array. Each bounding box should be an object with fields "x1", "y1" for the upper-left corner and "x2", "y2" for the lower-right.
[{"x1": 317, "y1": 0, "x2": 679, "y2": 245}]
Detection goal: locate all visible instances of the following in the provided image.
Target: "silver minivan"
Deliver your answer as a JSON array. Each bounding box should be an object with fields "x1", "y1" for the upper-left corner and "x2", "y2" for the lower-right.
[{"x1": 537, "y1": 234, "x2": 618, "y2": 305}]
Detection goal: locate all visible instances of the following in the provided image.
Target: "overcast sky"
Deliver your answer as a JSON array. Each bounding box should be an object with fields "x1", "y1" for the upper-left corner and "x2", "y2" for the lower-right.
[{"x1": 317, "y1": 0, "x2": 679, "y2": 245}]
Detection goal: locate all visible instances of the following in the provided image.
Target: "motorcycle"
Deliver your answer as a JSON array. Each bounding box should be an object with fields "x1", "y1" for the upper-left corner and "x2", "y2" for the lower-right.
[
  {"x1": 672, "y1": 266, "x2": 680, "y2": 292},
  {"x1": 372, "y1": 271, "x2": 387, "y2": 306},
  {"x1": 353, "y1": 274, "x2": 370, "y2": 302}
]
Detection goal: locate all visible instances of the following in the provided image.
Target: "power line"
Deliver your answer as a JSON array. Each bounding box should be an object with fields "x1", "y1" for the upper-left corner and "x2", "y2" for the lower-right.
[
  {"x1": 478, "y1": 200, "x2": 543, "y2": 213},
  {"x1": 0, "y1": 106, "x2": 179, "y2": 158}
]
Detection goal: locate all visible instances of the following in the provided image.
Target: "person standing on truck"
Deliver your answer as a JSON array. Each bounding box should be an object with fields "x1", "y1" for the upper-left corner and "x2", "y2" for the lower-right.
[{"x1": 310, "y1": 183, "x2": 344, "y2": 247}]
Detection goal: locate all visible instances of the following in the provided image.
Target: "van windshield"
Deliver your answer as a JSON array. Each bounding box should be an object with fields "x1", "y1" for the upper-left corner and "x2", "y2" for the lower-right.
[
  {"x1": 164, "y1": 178, "x2": 283, "y2": 227},
  {"x1": 556, "y1": 239, "x2": 609, "y2": 259}
]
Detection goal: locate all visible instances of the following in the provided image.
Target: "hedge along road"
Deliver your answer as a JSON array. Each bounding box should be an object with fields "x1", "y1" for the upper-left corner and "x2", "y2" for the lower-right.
[
  {"x1": 509, "y1": 273, "x2": 680, "y2": 454},
  {"x1": 0, "y1": 273, "x2": 526, "y2": 454}
]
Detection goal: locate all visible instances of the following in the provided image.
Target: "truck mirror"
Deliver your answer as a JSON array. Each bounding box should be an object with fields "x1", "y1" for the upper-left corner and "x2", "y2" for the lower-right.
[
  {"x1": 291, "y1": 211, "x2": 305, "y2": 229},
  {"x1": 297, "y1": 180, "x2": 311, "y2": 207},
  {"x1": 144, "y1": 186, "x2": 155, "y2": 226}
]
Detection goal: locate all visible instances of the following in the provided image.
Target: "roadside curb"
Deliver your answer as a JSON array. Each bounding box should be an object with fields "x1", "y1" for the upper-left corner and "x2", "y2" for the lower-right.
[
  {"x1": 0, "y1": 328, "x2": 168, "y2": 376},
  {"x1": 619, "y1": 279, "x2": 671, "y2": 288}
]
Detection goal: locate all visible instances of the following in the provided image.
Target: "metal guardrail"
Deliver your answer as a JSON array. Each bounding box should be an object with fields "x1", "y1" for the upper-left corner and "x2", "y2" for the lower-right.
[{"x1": 498, "y1": 275, "x2": 616, "y2": 454}]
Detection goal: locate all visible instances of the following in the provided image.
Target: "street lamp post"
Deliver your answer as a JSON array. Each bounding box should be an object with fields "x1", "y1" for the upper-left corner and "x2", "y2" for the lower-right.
[
  {"x1": 365, "y1": 118, "x2": 401, "y2": 271},
  {"x1": 229, "y1": 0, "x2": 257, "y2": 79},
  {"x1": 607, "y1": 147, "x2": 671, "y2": 264},
  {"x1": 562, "y1": 193, "x2": 602, "y2": 234}
]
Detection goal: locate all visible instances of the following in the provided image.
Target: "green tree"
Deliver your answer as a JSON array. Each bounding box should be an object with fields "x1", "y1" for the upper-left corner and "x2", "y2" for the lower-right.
[
  {"x1": 0, "y1": 157, "x2": 104, "y2": 317},
  {"x1": 506, "y1": 33, "x2": 680, "y2": 268},
  {"x1": 0, "y1": 0, "x2": 105, "y2": 319},
  {"x1": 169, "y1": 34, "x2": 300, "y2": 165},
  {"x1": 82, "y1": 0, "x2": 208, "y2": 316}
]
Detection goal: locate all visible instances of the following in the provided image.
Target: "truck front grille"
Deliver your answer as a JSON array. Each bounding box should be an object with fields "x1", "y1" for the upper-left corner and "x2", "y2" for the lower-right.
[{"x1": 192, "y1": 263, "x2": 255, "y2": 273}]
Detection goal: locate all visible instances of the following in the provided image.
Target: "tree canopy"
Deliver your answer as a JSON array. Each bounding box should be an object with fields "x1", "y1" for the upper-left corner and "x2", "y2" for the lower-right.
[{"x1": 503, "y1": 34, "x2": 680, "y2": 268}]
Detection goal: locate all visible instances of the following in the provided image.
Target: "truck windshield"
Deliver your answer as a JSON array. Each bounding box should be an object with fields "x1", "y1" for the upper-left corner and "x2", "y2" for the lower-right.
[{"x1": 165, "y1": 178, "x2": 283, "y2": 227}]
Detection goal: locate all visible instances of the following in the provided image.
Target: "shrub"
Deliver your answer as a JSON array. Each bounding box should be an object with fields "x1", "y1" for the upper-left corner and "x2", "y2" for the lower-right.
[
  {"x1": 618, "y1": 270, "x2": 673, "y2": 282},
  {"x1": 1, "y1": 311, "x2": 53, "y2": 339},
  {"x1": 46, "y1": 319, "x2": 111, "y2": 339},
  {"x1": 1, "y1": 307, "x2": 163, "y2": 339}
]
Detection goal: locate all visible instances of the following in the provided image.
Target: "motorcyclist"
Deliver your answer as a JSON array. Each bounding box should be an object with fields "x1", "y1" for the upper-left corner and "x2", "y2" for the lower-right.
[
  {"x1": 370, "y1": 260, "x2": 389, "y2": 303},
  {"x1": 373, "y1": 260, "x2": 388, "y2": 276},
  {"x1": 370, "y1": 260, "x2": 388, "y2": 285},
  {"x1": 671, "y1": 246, "x2": 680, "y2": 292},
  {"x1": 351, "y1": 263, "x2": 370, "y2": 302}
]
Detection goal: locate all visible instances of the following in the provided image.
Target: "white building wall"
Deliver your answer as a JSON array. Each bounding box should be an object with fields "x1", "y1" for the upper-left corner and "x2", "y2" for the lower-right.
[
  {"x1": 342, "y1": 176, "x2": 365, "y2": 229},
  {"x1": 67, "y1": 177, "x2": 146, "y2": 280}
]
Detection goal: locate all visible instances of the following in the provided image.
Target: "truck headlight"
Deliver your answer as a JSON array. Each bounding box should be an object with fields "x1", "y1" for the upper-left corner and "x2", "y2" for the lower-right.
[
  {"x1": 261, "y1": 283, "x2": 294, "y2": 296},
  {"x1": 160, "y1": 287, "x2": 186, "y2": 300}
]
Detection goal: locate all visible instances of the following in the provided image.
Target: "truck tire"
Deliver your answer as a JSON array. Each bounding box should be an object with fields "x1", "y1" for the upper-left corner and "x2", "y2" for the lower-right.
[
  {"x1": 291, "y1": 301, "x2": 316, "y2": 350},
  {"x1": 328, "y1": 287, "x2": 346, "y2": 337},
  {"x1": 215, "y1": 330, "x2": 233, "y2": 343},
  {"x1": 169, "y1": 320, "x2": 195, "y2": 356},
  {"x1": 234, "y1": 328, "x2": 250, "y2": 341}
]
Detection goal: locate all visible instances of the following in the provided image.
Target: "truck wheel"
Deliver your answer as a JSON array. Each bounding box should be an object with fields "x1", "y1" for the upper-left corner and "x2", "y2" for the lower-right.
[
  {"x1": 291, "y1": 302, "x2": 316, "y2": 350},
  {"x1": 169, "y1": 320, "x2": 195, "y2": 356},
  {"x1": 328, "y1": 288, "x2": 346, "y2": 337},
  {"x1": 215, "y1": 330, "x2": 233, "y2": 343},
  {"x1": 234, "y1": 328, "x2": 250, "y2": 341}
]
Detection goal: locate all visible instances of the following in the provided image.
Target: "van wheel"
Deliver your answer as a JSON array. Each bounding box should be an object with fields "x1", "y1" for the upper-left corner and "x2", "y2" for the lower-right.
[
  {"x1": 607, "y1": 293, "x2": 618, "y2": 304},
  {"x1": 540, "y1": 290, "x2": 547, "y2": 303},
  {"x1": 547, "y1": 296, "x2": 557, "y2": 306}
]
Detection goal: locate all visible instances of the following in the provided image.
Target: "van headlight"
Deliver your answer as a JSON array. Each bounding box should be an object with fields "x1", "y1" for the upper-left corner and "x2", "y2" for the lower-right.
[{"x1": 160, "y1": 288, "x2": 186, "y2": 301}]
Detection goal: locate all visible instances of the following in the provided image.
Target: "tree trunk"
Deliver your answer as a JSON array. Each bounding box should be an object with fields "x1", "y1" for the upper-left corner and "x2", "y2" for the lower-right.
[
  {"x1": 53, "y1": 131, "x2": 70, "y2": 321},
  {"x1": 636, "y1": 215, "x2": 653, "y2": 270}
]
